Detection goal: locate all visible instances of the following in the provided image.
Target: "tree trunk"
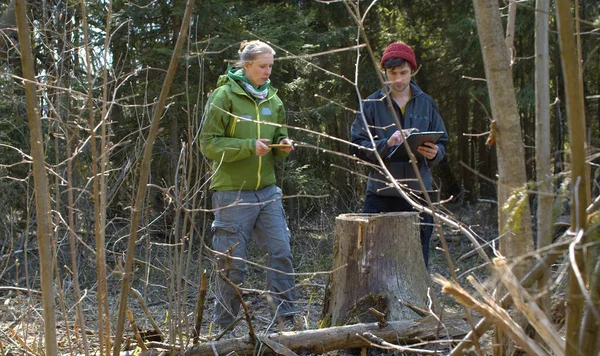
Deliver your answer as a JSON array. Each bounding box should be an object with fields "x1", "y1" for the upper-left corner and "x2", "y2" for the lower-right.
[
  {"x1": 15, "y1": 0, "x2": 58, "y2": 354},
  {"x1": 534, "y1": 0, "x2": 552, "y2": 316},
  {"x1": 322, "y1": 213, "x2": 434, "y2": 326},
  {"x1": 555, "y1": 0, "x2": 591, "y2": 354},
  {"x1": 505, "y1": 0, "x2": 517, "y2": 64},
  {"x1": 181, "y1": 316, "x2": 469, "y2": 356},
  {"x1": 472, "y1": 0, "x2": 534, "y2": 281},
  {"x1": 472, "y1": 1, "x2": 535, "y2": 354}
]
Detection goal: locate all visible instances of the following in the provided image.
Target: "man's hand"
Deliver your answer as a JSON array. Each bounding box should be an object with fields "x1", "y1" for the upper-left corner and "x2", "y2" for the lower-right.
[
  {"x1": 255, "y1": 138, "x2": 271, "y2": 156},
  {"x1": 417, "y1": 142, "x2": 438, "y2": 160},
  {"x1": 278, "y1": 138, "x2": 294, "y2": 153},
  {"x1": 386, "y1": 129, "x2": 415, "y2": 147}
]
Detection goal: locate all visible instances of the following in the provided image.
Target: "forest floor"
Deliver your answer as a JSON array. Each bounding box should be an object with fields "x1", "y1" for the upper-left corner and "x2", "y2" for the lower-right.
[{"x1": 1, "y1": 200, "x2": 565, "y2": 355}]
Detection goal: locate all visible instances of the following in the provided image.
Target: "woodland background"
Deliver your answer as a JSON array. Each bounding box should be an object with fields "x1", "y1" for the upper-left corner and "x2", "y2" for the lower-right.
[{"x1": 0, "y1": 0, "x2": 599, "y2": 355}]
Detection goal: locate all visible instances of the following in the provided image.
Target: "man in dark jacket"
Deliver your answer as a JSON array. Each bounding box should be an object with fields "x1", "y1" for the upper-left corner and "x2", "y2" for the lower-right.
[{"x1": 350, "y1": 42, "x2": 448, "y2": 267}]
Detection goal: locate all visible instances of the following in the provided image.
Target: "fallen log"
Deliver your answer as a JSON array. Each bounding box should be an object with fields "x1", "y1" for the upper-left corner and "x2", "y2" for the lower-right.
[{"x1": 180, "y1": 314, "x2": 470, "y2": 355}]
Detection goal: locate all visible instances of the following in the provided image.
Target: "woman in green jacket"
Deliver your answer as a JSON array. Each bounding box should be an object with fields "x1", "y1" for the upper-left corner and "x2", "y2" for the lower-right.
[{"x1": 200, "y1": 40, "x2": 296, "y2": 334}]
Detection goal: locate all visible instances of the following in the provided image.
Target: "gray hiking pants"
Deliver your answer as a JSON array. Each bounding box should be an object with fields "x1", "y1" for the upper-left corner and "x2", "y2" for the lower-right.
[{"x1": 211, "y1": 185, "x2": 296, "y2": 327}]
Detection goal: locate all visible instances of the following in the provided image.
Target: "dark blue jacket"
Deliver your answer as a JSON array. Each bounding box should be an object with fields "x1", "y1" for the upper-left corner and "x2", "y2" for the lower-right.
[{"x1": 350, "y1": 81, "x2": 448, "y2": 196}]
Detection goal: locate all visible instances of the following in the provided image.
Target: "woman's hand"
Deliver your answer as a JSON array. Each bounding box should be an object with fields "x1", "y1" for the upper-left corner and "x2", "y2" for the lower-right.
[
  {"x1": 278, "y1": 138, "x2": 294, "y2": 153},
  {"x1": 255, "y1": 138, "x2": 271, "y2": 156}
]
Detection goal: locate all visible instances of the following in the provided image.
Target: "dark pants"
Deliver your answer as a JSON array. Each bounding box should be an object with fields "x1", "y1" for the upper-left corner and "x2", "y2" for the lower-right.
[{"x1": 363, "y1": 193, "x2": 433, "y2": 268}]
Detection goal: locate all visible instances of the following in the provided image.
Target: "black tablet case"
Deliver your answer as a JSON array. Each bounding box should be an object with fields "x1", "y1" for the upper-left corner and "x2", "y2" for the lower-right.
[{"x1": 386, "y1": 131, "x2": 444, "y2": 161}]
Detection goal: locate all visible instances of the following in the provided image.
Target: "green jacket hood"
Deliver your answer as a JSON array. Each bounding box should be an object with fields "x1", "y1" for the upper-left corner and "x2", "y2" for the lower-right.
[{"x1": 216, "y1": 67, "x2": 275, "y2": 95}]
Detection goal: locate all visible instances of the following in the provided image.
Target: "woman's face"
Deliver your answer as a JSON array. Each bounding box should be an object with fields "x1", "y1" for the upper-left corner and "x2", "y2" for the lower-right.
[{"x1": 243, "y1": 53, "x2": 274, "y2": 87}]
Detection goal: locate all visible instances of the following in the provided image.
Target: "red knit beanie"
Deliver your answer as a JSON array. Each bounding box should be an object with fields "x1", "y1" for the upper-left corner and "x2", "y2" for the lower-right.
[{"x1": 380, "y1": 42, "x2": 417, "y2": 71}]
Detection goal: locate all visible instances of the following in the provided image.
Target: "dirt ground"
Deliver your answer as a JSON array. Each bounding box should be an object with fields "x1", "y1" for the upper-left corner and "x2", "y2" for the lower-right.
[{"x1": 0, "y1": 201, "x2": 526, "y2": 355}]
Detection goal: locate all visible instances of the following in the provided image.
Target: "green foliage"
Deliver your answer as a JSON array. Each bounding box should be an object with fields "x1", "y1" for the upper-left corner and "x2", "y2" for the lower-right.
[
  {"x1": 319, "y1": 313, "x2": 331, "y2": 328},
  {"x1": 502, "y1": 185, "x2": 529, "y2": 233}
]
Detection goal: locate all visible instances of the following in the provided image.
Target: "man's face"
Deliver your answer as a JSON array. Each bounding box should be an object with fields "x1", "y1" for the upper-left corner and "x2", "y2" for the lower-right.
[{"x1": 385, "y1": 62, "x2": 412, "y2": 95}]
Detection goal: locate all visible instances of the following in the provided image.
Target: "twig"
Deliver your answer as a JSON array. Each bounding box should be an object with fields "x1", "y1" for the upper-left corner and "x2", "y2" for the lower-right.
[
  {"x1": 357, "y1": 332, "x2": 440, "y2": 354},
  {"x1": 8, "y1": 328, "x2": 36, "y2": 354},
  {"x1": 0, "y1": 286, "x2": 42, "y2": 295},
  {"x1": 193, "y1": 271, "x2": 208, "y2": 343},
  {"x1": 450, "y1": 239, "x2": 569, "y2": 355},
  {"x1": 214, "y1": 316, "x2": 243, "y2": 341},
  {"x1": 14, "y1": 0, "x2": 58, "y2": 353},
  {"x1": 225, "y1": 242, "x2": 240, "y2": 279},
  {"x1": 126, "y1": 308, "x2": 148, "y2": 352},
  {"x1": 494, "y1": 257, "x2": 565, "y2": 355},
  {"x1": 367, "y1": 307, "x2": 387, "y2": 327},
  {"x1": 435, "y1": 276, "x2": 550, "y2": 356},
  {"x1": 130, "y1": 287, "x2": 164, "y2": 341},
  {"x1": 112, "y1": 0, "x2": 196, "y2": 354},
  {"x1": 144, "y1": 341, "x2": 182, "y2": 351},
  {"x1": 587, "y1": 194, "x2": 600, "y2": 214},
  {"x1": 206, "y1": 245, "x2": 347, "y2": 277},
  {"x1": 569, "y1": 228, "x2": 600, "y2": 321},
  {"x1": 399, "y1": 299, "x2": 429, "y2": 317},
  {"x1": 218, "y1": 272, "x2": 256, "y2": 342}
]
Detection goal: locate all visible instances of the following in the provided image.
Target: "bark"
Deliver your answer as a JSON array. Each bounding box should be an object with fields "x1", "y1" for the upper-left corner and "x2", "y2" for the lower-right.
[
  {"x1": 322, "y1": 213, "x2": 434, "y2": 325},
  {"x1": 472, "y1": 1, "x2": 535, "y2": 354},
  {"x1": 553, "y1": 76, "x2": 565, "y2": 175},
  {"x1": 99, "y1": 1, "x2": 113, "y2": 352},
  {"x1": 61, "y1": 8, "x2": 90, "y2": 354},
  {"x1": 505, "y1": 0, "x2": 517, "y2": 64},
  {"x1": 79, "y1": 0, "x2": 111, "y2": 352},
  {"x1": 181, "y1": 316, "x2": 469, "y2": 356},
  {"x1": 555, "y1": 1, "x2": 590, "y2": 355},
  {"x1": 534, "y1": 0, "x2": 553, "y2": 316},
  {"x1": 472, "y1": 0, "x2": 534, "y2": 278},
  {"x1": 14, "y1": 0, "x2": 58, "y2": 354},
  {"x1": 169, "y1": 0, "x2": 182, "y2": 186},
  {"x1": 112, "y1": 0, "x2": 197, "y2": 354}
]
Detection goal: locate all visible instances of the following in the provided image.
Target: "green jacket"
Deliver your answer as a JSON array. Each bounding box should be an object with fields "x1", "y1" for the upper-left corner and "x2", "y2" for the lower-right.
[{"x1": 200, "y1": 69, "x2": 289, "y2": 191}]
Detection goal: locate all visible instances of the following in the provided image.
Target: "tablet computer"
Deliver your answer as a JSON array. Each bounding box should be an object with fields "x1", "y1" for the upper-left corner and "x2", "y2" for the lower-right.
[{"x1": 387, "y1": 131, "x2": 444, "y2": 161}]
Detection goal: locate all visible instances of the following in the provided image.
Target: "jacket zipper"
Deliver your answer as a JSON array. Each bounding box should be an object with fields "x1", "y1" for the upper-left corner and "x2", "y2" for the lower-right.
[
  {"x1": 255, "y1": 102, "x2": 262, "y2": 190},
  {"x1": 236, "y1": 89, "x2": 278, "y2": 191}
]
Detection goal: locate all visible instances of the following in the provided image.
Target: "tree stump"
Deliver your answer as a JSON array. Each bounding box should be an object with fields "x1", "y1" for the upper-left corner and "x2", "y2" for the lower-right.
[{"x1": 322, "y1": 212, "x2": 434, "y2": 325}]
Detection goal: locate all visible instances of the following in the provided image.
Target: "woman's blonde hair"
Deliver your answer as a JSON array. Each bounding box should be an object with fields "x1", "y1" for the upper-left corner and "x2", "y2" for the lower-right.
[{"x1": 236, "y1": 40, "x2": 275, "y2": 67}]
